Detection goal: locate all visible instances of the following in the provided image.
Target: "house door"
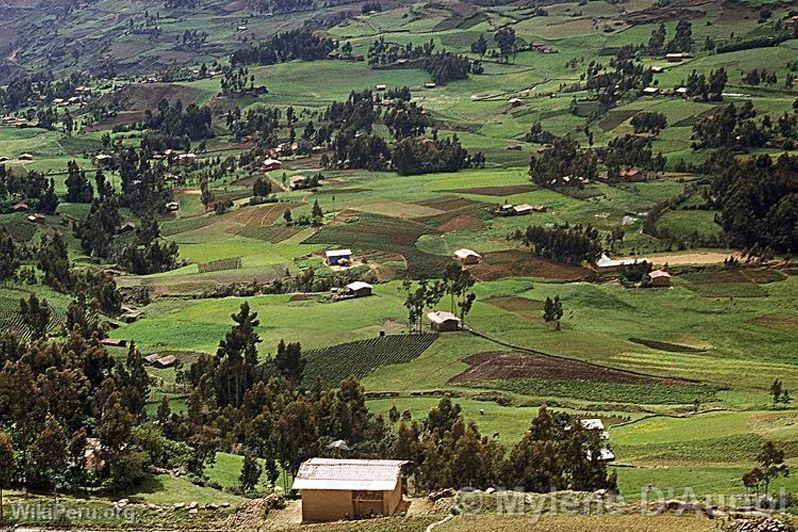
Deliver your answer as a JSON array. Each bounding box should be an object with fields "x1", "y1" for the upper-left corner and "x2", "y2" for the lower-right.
[{"x1": 352, "y1": 491, "x2": 384, "y2": 518}]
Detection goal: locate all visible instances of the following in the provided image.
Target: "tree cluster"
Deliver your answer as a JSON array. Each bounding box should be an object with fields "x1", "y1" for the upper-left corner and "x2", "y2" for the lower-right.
[
  {"x1": 711, "y1": 152, "x2": 798, "y2": 254},
  {"x1": 230, "y1": 29, "x2": 335, "y2": 67},
  {"x1": 512, "y1": 223, "x2": 602, "y2": 265},
  {"x1": 529, "y1": 136, "x2": 598, "y2": 187}
]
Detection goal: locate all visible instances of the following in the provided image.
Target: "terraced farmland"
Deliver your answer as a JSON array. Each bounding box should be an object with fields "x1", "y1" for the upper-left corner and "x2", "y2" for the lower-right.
[{"x1": 303, "y1": 333, "x2": 438, "y2": 387}]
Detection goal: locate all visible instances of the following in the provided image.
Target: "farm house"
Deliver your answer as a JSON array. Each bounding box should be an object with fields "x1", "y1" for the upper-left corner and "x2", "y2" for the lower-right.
[
  {"x1": 595, "y1": 253, "x2": 648, "y2": 272},
  {"x1": 574, "y1": 419, "x2": 615, "y2": 461},
  {"x1": 428, "y1": 311, "x2": 461, "y2": 332},
  {"x1": 665, "y1": 52, "x2": 692, "y2": 62},
  {"x1": 454, "y1": 248, "x2": 481, "y2": 265},
  {"x1": 293, "y1": 458, "x2": 408, "y2": 523},
  {"x1": 261, "y1": 158, "x2": 282, "y2": 172},
  {"x1": 95, "y1": 153, "x2": 114, "y2": 168},
  {"x1": 619, "y1": 167, "x2": 643, "y2": 181},
  {"x1": 336, "y1": 281, "x2": 373, "y2": 300},
  {"x1": 100, "y1": 338, "x2": 127, "y2": 348},
  {"x1": 325, "y1": 249, "x2": 353, "y2": 266},
  {"x1": 647, "y1": 270, "x2": 672, "y2": 287},
  {"x1": 153, "y1": 355, "x2": 178, "y2": 369},
  {"x1": 288, "y1": 175, "x2": 311, "y2": 190}
]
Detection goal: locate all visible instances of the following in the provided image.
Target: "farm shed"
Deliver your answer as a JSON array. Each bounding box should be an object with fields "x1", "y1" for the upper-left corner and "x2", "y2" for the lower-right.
[
  {"x1": 95, "y1": 154, "x2": 114, "y2": 168},
  {"x1": 595, "y1": 253, "x2": 648, "y2": 272},
  {"x1": 153, "y1": 355, "x2": 178, "y2": 369},
  {"x1": 116, "y1": 221, "x2": 136, "y2": 235},
  {"x1": 619, "y1": 167, "x2": 643, "y2": 181},
  {"x1": 178, "y1": 153, "x2": 197, "y2": 166},
  {"x1": 513, "y1": 204, "x2": 540, "y2": 215},
  {"x1": 375, "y1": 84, "x2": 387, "y2": 91},
  {"x1": 642, "y1": 87, "x2": 659, "y2": 96},
  {"x1": 509, "y1": 97, "x2": 524, "y2": 107},
  {"x1": 647, "y1": 269, "x2": 672, "y2": 287},
  {"x1": 293, "y1": 458, "x2": 408, "y2": 523},
  {"x1": 18, "y1": 153, "x2": 34, "y2": 161},
  {"x1": 454, "y1": 248, "x2": 481, "y2": 265},
  {"x1": 261, "y1": 158, "x2": 282, "y2": 172},
  {"x1": 100, "y1": 338, "x2": 127, "y2": 348},
  {"x1": 166, "y1": 201, "x2": 180, "y2": 212},
  {"x1": 665, "y1": 53, "x2": 692, "y2": 62},
  {"x1": 288, "y1": 175, "x2": 311, "y2": 190},
  {"x1": 27, "y1": 213, "x2": 45, "y2": 224},
  {"x1": 11, "y1": 202, "x2": 28, "y2": 212},
  {"x1": 428, "y1": 311, "x2": 461, "y2": 332},
  {"x1": 424, "y1": 82, "x2": 436, "y2": 89},
  {"x1": 337, "y1": 281, "x2": 373, "y2": 300},
  {"x1": 326, "y1": 249, "x2": 353, "y2": 266},
  {"x1": 144, "y1": 354, "x2": 162, "y2": 365}
]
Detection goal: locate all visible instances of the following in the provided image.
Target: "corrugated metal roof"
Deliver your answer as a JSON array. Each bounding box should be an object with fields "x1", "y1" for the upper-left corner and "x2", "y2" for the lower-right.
[
  {"x1": 293, "y1": 458, "x2": 407, "y2": 491},
  {"x1": 326, "y1": 249, "x2": 353, "y2": 258},
  {"x1": 346, "y1": 281, "x2": 373, "y2": 291},
  {"x1": 454, "y1": 248, "x2": 480, "y2": 259},
  {"x1": 427, "y1": 311, "x2": 459, "y2": 324}
]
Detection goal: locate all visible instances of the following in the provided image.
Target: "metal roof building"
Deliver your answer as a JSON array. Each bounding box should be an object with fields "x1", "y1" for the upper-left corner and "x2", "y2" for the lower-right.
[{"x1": 293, "y1": 458, "x2": 408, "y2": 522}]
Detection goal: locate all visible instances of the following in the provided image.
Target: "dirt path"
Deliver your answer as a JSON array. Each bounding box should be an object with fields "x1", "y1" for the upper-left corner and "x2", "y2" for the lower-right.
[{"x1": 619, "y1": 251, "x2": 740, "y2": 267}]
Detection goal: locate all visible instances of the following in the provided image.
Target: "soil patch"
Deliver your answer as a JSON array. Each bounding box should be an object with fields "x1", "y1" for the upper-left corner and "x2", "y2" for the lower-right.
[
  {"x1": 743, "y1": 269, "x2": 787, "y2": 284},
  {"x1": 414, "y1": 196, "x2": 487, "y2": 211},
  {"x1": 469, "y1": 250, "x2": 591, "y2": 281},
  {"x1": 101, "y1": 83, "x2": 206, "y2": 113},
  {"x1": 444, "y1": 184, "x2": 537, "y2": 196},
  {"x1": 436, "y1": 214, "x2": 485, "y2": 233},
  {"x1": 317, "y1": 187, "x2": 372, "y2": 195},
  {"x1": 451, "y1": 351, "x2": 687, "y2": 386},
  {"x1": 750, "y1": 313, "x2": 798, "y2": 331}
]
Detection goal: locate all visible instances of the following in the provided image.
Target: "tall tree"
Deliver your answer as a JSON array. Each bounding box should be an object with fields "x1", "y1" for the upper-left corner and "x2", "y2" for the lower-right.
[
  {"x1": 39, "y1": 179, "x2": 60, "y2": 215},
  {"x1": 65, "y1": 160, "x2": 94, "y2": 203},
  {"x1": 543, "y1": 295, "x2": 564, "y2": 330},
  {"x1": 20, "y1": 293, "x2": 51, "y2": 338},
  {"x1": 0, "y1": 228, "x2": 20, "y2": 281},
  {"x1": 239, "y1": 451, "x2": 262, "y2": 493},
  {"x1": 273, "y1": 340, "x2": 305, "y2": 385},
  {"x1": 0, "y1": 431, "x2": 13, "y2": 522},
  {"x1": 471, "y1": 33, "x2": 488, "y2": 57},
  {"x1": 215, "y1": 302, "x2": 261, "y2": 407},
  {"x1": 494, "y1": 28, "x2": 516, "y2": 62}
]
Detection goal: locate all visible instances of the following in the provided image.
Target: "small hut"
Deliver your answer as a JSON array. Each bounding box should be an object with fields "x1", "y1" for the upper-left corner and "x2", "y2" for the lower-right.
[
  {"x1": 427, "y1": 311, "x2": 461, "y2": 332},
  {"x1": 453, "y1": 248, "x2": 481, "y2": 265},
  {"x1": 293, "y1": 458, "x2": 408, "y2": 523}
]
